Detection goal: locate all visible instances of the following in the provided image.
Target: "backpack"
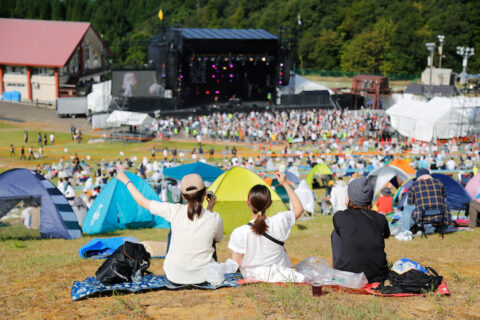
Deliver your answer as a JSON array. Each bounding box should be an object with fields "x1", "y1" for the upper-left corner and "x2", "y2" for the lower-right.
[
  {"x1": 376, "y1": 266, "x2": 443, "y2": 294},
  {"x1": 96, "y1": 241, "x2": 151, "y2": 285}
]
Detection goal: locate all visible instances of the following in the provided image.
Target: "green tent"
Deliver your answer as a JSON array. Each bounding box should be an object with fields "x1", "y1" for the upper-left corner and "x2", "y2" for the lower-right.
[
  {"x1": 206, "y1": 167, "x2": 287, "y2": 233},
  {"x1": 306, "y1": 163, "x2": 333, "y2": 188}
]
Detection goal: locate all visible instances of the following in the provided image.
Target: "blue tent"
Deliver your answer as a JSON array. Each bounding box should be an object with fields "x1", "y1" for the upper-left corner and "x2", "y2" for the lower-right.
[
  {"x1": 82, "y1": 172, "x2": 170, "y2": 234},
  {"x1": 0, "y1": 169, "x2": 81, "y2": 239},
  {"x1": 396, "y1": 174, "x2": 471, "y2": 210},
  {"x1": 163, "y1": 162, "x2": 224, "y2": 182}
]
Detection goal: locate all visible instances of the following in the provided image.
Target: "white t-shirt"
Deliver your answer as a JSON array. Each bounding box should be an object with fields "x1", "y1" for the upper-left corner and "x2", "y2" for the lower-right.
[
  {"x1": 228, "y1": 211, "x2": 295, "y2": 277},
  {"x1": 149, "y1": 201, "x2": 223, "y2": 284}
]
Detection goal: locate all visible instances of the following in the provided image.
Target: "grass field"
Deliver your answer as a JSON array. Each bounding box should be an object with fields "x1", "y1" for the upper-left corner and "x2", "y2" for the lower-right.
[{"x1": 1, "y1": 118, "x2": 480, "y2": 319}]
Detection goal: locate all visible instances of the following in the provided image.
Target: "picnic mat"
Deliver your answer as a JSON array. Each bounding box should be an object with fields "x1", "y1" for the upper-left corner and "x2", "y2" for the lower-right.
[
  {"x1": 71, "y1": 273, "x2": 242, "y2": 301},
  {"x1": 236, "y1": 279, "x2": 450, "y2": 297}
]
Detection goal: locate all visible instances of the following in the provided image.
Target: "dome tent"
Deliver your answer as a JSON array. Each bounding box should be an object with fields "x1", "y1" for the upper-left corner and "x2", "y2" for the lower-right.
[
  {"x1": 82, "y1": 172, "x2": 170, "y2": 234},
  {"x1": 0, "y1": 169, "x2": 81, "y2": 239},
  {"x1": 207, "y1": 167, "x2": 287, "y2": 233}
]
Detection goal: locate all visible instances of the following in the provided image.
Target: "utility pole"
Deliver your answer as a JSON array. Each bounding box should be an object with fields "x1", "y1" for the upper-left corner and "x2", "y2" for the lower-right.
[
  {"x1": 456, "y1": 46, "x2": 475, "y2": 85},
  {"x1": 425, "y1": 42, "x2": 436, "y2": 97},
  {"x1": 437, "y1": 35, "x2": 445, "y2": 68}
]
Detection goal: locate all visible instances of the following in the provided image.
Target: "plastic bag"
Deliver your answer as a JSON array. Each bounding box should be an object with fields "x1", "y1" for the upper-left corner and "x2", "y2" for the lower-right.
[
  {"x1": 245, "y1": 264, "x2": 305, "y2": 283},
  {"x1": 206, "y1": 259, "x2": 239, "y2": 285},
  {"x1": 295, "y1": 256, "x2": 368, "y2": 289}
]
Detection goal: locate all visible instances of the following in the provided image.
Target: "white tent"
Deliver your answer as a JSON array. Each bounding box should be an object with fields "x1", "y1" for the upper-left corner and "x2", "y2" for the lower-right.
[
  {"x1": 87, "y1": 80, "x2": 111, "y2": 113},
  {"x1": 280, "y1": 75, "x2": 334, "y2": 95},
  {"x1": 367, "y1": 166, "x2": 410, "y2": 196},
  {"x1": 106, "y1": 111, "x2": 153, "y2": 128},
  {"x1": 387, "y1": 96, "x2": 480, "y2": 141}
]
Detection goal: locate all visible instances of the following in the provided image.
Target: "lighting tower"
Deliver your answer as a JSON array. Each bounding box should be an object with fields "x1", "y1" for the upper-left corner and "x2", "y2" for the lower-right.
[
  {"x1": 456, "y1": 46, "x2": 475, "y2": 85},
  {"x1": 437, "y1": 35, "x2": 445, "y2": 68},
  {"x1": 425, "y1": 42, "x2": 436, "y2": 94}
]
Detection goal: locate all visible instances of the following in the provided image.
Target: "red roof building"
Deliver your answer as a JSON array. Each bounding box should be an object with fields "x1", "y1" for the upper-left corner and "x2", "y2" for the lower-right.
[{"x1": 0, "y1": 18, "x2": 111, "y2": 104}]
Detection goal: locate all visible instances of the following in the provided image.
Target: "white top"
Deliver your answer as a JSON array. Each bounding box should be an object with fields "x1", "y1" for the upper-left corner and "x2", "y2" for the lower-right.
[
  {"x1": 228, "y1": 211, "x2": 295, "y2": 277},
  {"x1": 149, "y1": 201, "x2": 223, "y2": 284},
  {"x1": 330, "y1": 182, "x2": 348, "y2": 213}
]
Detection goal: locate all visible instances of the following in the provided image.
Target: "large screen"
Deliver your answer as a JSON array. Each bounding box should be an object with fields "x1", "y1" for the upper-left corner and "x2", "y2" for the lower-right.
[{"x1": 112, "y1": 70, "x2": 165, "y2": 97}]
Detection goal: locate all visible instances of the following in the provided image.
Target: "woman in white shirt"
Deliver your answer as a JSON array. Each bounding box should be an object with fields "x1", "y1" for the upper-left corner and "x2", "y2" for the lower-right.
[
  {"x1": 228, "y1": 172, "x2": 303, "y2": 277},
  {"x1": 117, "y1": 171, "x2": 223, "y2": 285}
]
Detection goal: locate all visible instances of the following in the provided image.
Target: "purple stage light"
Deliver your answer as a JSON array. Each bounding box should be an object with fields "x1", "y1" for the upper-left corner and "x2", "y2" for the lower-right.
[
  {"x1": 229, "y1": 74, "x2": 233, "y2": 78},
  {"x1": 212, "y1": 65, "x2": 216, "y2": 68},
  {"x1": 215, "y1": 90, "x2": 220, "y2": 94},
  {"x1": 280, "y1": 63, "x2": 284, "y2": 67},
  {"x1": 212, "y1": 75, "x2": 216, "y2": 78},
  {"x1": 180, "y1": 75, "x2": 183, "y2": 79},
  {"x1": 229, "y1": 64, "x2": 233, "y2": 68}
]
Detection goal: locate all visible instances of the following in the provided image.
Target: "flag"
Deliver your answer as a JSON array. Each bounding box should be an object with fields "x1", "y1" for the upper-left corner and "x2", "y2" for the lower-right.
[{"x1": 158, "y1": 9, "x2": 163, "y2": 21}]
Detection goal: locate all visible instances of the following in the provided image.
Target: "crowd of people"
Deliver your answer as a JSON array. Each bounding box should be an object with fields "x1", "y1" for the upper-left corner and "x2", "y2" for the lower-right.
[{"x1": 151, "y1": 109, "x2": 392, "y2": 144}]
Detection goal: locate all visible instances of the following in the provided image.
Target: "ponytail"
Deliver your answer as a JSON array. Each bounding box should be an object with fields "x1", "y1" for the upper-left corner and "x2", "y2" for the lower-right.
[
  {"x1": 183, "y1": 188, "x2": 206, "y2": 221},
  {"x1": 248, "y1": 185, "x2": 272, "y2": 235}
]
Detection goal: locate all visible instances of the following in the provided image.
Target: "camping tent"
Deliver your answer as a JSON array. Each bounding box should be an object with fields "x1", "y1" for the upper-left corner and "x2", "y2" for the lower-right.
[
  {"x1": 0, "y1": 169, "x2": 81, "y2": 239},
  {"x1": 163, "y1": 162, "x2": 224, "y2": 183},
  {"x1": 367, "y1": 166, "x2": 410, "y2": 196},
  {"x1": 465, "y1": 174, "x2": 480, "y2": 199},
  {"x1": 82, "y1": 172, "x2": 170, "y2": 234},
  {"x1": 208, "y1": 167, "x2": 287, "y2": 233},
  {"x1": 395, "y1": 174, "x2": 472, "y2": 210},
  {"x1": 389, "y1": 159, "x2": 416, "y2": 175},
  {"x1": 306, "y1": 163, "x2": 333, "y2": 188}
]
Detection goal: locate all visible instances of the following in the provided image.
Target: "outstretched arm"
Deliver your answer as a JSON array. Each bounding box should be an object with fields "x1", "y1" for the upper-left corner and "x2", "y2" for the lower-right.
[
  {"x1": 117, "y1": 170, "x2": 151, "y2": 210},
  {"x1": 276, "y1": 172, "x2": 304, "y2": 220}
]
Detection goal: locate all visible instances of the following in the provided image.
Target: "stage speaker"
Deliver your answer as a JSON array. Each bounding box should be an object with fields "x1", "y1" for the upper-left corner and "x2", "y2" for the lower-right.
[{"x1": 166, "y1": 49, "x2": 178, "y2": 91}]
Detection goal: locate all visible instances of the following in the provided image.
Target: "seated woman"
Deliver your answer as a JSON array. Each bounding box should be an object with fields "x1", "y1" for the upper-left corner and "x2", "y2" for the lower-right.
[
  {"x1": 331, "y1": 177, "x2": 390, "y2": 283},
  {"x1": 117, "y1": 171, "x2": 223, "y2": 285},
  {"x1": 228, "y1": 172, "x2": 304, "y2": 277}
]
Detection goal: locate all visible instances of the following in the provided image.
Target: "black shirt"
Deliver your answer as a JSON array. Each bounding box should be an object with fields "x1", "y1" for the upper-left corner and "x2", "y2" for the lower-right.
[{"x1": 331, "y1": 209, "x2": 390, "y2": 283}]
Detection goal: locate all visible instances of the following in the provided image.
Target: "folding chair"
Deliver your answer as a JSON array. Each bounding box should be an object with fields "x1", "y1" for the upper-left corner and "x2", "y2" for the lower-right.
[{"x1": 420, "y1": 209, "x2": 445, "y2": 239}]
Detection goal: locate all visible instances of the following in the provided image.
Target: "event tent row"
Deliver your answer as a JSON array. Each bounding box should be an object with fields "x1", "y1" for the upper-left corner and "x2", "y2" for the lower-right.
[{"x1": 387, "y1": 96, "x2": 480, "y2": 142}]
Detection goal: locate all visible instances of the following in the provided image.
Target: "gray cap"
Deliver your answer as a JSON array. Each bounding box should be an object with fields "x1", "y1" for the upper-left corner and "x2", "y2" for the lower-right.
[{"x1": 348, "y1": 177, "x2": 374, "y2": 206}]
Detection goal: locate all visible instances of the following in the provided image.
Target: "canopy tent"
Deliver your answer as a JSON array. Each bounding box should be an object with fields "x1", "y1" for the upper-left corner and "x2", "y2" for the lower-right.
[
  {"x1": 389, "y1": 159, "x2": 416, "y2": 175},
  {"x1": 306, "y1": 163, "x2": 333, "y2": 189},
  {"x1": 387, "y1": 96, "x2": 480, "y2": 142},
  {"x1": 106, "y1": 110, "x2": 153, "y2": 128},
  {"x1": 465, "y1": 174, "x2": 480, "y2": 199},
  {"x1": 207, "y1": 167, "x2": 287, "y2": 233},
  {"x1": 163, "y1": 162, "x2": 224, "y2": 183},
  {"x1": 0, "y1": 169, "x2": 81, "y2": 239},
  {"x1": 280, "y1": 74, "x2": 334, "y2": 95},
  {"x1": 367, "y1": 166, "x2": 410, "y2": 196},
  {"x1": 395, "y1": 174, "x2": 472, "y2": 210},
  {"x1": 82, "y1": 172, "x2": 170, "y2": 234}
]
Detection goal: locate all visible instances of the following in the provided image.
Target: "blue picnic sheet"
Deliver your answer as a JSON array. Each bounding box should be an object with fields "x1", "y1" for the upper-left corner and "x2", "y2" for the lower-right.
[
  {"x1": 71, "y1": 273, "x2": 242, "y2": 301},
  {"x1": 79, "y1": 237, "x2": 142, "y2": 259}
]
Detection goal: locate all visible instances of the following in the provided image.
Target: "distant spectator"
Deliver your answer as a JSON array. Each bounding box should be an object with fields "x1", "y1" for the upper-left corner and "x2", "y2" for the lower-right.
[
  {"x1": 376, "y1": 188, "x2": 393, "y2": 215},
  {"x1": 330, "y1": 178, "x2": 348, "y2": 214},
  {"x1": 10, "y1": 144, "x2": 15, "y2": 156}
]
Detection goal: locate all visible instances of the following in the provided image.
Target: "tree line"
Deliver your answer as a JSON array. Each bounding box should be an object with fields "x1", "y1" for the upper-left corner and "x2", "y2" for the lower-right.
[{"x1": 1, "y1": 0, "x2": 479, "y2": 75}]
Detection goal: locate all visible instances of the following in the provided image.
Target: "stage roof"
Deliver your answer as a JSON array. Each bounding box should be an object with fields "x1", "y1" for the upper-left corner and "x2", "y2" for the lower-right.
[
  {"x1": 178, "y1": 28, "x2": 278, "y2": 40},
  {"x1": 0, "y1": 18, "x2": 103, "y2": 68}
]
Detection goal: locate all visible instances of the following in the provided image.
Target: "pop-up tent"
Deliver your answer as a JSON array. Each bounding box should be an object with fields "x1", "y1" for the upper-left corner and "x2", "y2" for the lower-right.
[
  {"x1": 0, "y1": 169, "x2": 81, "y2": 239},
  {"x1": 367, "y1": 166, "x2": 410, "y2": 196},
  {"x1": 82, "y1": 172, "x2": 170, "y2": 234},
  {"x1": 465, "y1": 174, "x2": 480, "y2": 199},
  {"x1": 395, "y1": 174, "x2": 472, "y2": 210},
  {"x1": 163, "y1": 162, "x2": 224, "y2": 183},
  {"x1": 389, "y1": 159, "x2": 416, "y2": 175},
  {"x1": 208, "y1": 167, "x2": 287, "y2": 233},
  {"x1": 306, "y1": 163, "x2": 333, "y2": 188}
]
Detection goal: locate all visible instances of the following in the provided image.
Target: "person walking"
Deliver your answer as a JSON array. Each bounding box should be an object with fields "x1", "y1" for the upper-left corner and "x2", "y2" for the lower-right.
[{"x1": 10, "y1": 144, "x2": 15, "y2": 156}]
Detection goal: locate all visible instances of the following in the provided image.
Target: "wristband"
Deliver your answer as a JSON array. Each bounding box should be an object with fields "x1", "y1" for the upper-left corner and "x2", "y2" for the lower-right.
[{"x1": 125, "y1": 181, "x2": 132, "y2": 188}]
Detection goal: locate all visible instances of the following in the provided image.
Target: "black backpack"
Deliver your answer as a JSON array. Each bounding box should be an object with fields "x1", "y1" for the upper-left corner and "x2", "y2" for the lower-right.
[
  {"x1": 96, "y1": 242, "x2": 151, "y2": 285},
  {"x1": 377, "y1": 266, "x2": 443, "y2": 294}
]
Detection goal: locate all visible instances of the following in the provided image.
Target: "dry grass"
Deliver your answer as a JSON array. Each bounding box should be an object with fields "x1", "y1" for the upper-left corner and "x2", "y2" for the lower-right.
[{"x1": 1, "y1": 217, "x2": 479, "y2": 320}]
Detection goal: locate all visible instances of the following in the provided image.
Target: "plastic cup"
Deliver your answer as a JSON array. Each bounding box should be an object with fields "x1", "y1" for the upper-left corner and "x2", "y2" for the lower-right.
[{"x1": 312, "y1": 284, "x2": 323, "y2": 297}]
